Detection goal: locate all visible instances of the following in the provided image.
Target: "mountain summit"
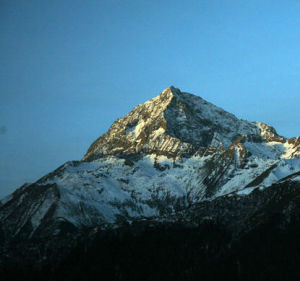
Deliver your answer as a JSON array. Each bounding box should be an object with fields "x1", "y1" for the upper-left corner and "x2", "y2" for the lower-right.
[
  {"x1": 1, "y1": 87, "x2": 300, "y2": 281},
  {"x1": 83, "y1": 86, "x2": 283, "y2": 161}
]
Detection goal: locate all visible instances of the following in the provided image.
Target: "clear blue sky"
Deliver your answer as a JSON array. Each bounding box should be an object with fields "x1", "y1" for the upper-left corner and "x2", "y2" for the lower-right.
[{"x1": 1, "y1": 0, "x2": 299, "y2": 198}]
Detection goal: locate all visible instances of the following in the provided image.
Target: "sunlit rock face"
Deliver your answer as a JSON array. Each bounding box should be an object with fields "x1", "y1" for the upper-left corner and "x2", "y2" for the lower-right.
[
  {"x1": 0, "y1": 86, "x2": 299, "y2": 245},
  {"x1": 83, "y1": 86, "x2": 262, "y2": 161},
  {"x1": 283, "y1": 137, "x2": 300, "y2": 158}
]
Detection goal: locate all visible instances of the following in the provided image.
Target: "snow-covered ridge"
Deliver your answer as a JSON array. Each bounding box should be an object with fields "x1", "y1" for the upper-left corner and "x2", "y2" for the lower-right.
[{"x1": 2, "y1": 149, "x2": 299, "y2": 238}]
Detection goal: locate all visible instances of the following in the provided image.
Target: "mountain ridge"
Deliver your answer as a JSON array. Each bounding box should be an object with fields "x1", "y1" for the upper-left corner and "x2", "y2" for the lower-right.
[{"x1": 1, "y1": 86, "x2": 299, "y2": 234}]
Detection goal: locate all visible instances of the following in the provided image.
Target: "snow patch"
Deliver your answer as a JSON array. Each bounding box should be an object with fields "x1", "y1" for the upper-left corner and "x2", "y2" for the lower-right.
[{"x1": 236, "y1": 186, "x2": 257, "y2": 195}]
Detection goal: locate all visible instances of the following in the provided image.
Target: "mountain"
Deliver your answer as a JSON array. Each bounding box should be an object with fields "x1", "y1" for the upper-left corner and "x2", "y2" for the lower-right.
[{"x1": 1, "y1": 86, "x2": 300, "y2": 281}]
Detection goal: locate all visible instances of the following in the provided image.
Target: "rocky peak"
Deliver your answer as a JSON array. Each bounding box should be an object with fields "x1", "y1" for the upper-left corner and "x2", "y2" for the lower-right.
[
  {"x1": 83, "y1": 86, "x2": 183, "y2": 161},
  {"x1": 256, "y1": 122, "x2": 285, "y2": 143},
  {"x1": 82, "y1": 87, "x2": 288, "y2": 162}
]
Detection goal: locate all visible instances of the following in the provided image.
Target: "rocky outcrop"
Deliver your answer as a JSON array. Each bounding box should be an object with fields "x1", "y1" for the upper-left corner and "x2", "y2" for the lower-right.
[
  {"x1": 284, "y1": 137, "x2": 300, "y2": 158},
  {"x1": 83, "y1": 86, "x2": 260, "y2": 161},
  {"x1": 256, "y1": 121, "x2": 286, "y2": 143}
]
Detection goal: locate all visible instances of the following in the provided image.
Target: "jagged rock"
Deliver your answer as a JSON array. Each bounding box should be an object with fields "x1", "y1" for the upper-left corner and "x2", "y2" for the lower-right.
[
  {"x1": 83, "y1": 86, "x2": 262, "y2": 161},
  {"x1": 284, "y1": 137, "x2": 300, "y2": 158},
  {"x1": 256, "y1": 121, "x2": 286, "y2": 143}
]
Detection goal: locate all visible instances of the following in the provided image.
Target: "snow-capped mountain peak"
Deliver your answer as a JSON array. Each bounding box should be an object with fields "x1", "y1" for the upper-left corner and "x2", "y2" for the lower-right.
[{"x1": 0, "y1": 86, "x2": 299, "y2": 243}]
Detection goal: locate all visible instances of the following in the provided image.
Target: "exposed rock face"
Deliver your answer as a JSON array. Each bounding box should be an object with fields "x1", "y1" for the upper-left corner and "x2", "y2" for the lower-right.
[
  {"x1": 0, "y1": 86, "x2": 299, "y2": 280},
  {"x1": 83, "y1": 86, "x2": 261, "y2": 161},
  {"x1": 256, "y1": 121, "x2": 286, "y2": 143},
  {"x1": 284, "y1": 137, "x2": 300, "y2": 158}
]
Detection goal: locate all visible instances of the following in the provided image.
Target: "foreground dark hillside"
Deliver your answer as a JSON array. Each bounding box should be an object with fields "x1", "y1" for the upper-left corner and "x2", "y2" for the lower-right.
[{"x1": 1, "y1": 219, "x2": 300, "y2": 281}]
